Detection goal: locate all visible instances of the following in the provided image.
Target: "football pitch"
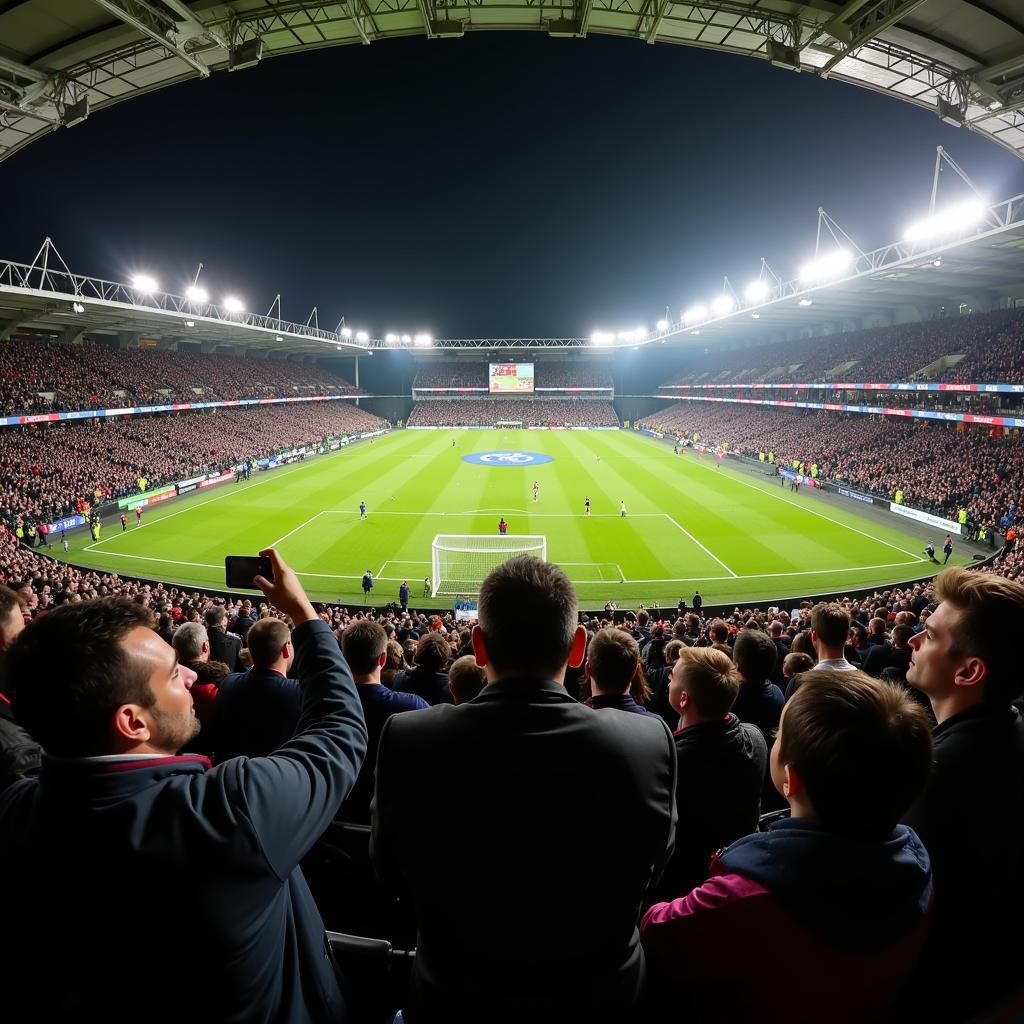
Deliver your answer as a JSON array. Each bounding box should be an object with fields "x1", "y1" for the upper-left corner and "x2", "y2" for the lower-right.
[{"x1": 56, "y1": 428, "x2": 954, "y2": 609}]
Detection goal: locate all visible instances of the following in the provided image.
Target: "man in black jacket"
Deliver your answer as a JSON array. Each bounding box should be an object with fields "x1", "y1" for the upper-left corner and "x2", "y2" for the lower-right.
[
  {"x1": 900, "y1": 567, "x2": 1024, "y2": 1018},
  {"x1": 204, "y1": 603, "x2": 243, "y2": 671},
  {"x1": 654, "y1": 645, "x2": 766, "y2": 901},
  {"x1": 394, "y1": 631, "x2": 453, "y2": 706},
  {"x1": 373, "y1": 555, "x2": 676, "y2": 1024},
  {"x1": 731, "y1": 629, "x2": 784, "y2": 741},
  {"x1": 862, "y1": 623, "x2": 913, "y2": 679},
  {"x1": 0, "y1": 549, "x2": 367, "y2": 1022},
  {"x1": 0, "y1": 584, "x2": 39, "y2": 788}
]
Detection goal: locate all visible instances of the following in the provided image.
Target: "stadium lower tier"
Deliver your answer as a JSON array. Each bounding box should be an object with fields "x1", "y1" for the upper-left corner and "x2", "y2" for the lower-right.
[
  {"x1": 640, "y1": 402, "x2": 1019, "y2": 528},
  {"x1": 407, "y1": 399, "x2": 619, "y2": 427},
  {"x1": 0, "y1": 402, "x2": 386, "y2": 531}
]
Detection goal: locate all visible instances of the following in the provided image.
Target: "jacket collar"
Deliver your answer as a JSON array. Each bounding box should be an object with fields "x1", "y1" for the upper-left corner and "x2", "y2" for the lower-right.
[{"x1": 473, "y1": 676, "x2": 573, "y2": 703}]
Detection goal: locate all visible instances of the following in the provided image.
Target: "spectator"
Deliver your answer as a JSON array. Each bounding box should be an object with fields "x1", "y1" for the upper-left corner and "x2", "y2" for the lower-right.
[
  {"x1": 900, "y1": 567, "x2": 1024, "y2": 1017},
  {"x1": 641, "y1": 670, "x2": 934, "y2": 1022},
  {"x1": 583, "y1": 627, "x2": 659, "y2": 717},
  {"x1": 447, "y1": 653, "x2": 486, "y2": 704},
  {"x1": 338, "y1": 619, "x2": 428, "y2": 824},
  {"x1": 862, "y1": 623, "x2": 913, "y2": 679},
  {"x1": 655, "y1": 646, "x2": 766, "y2": 900},
  {"x1": 0, "y1": 584, "x2": 39, "y2": 787},
  {"x1": 372, "y1": 555, "x2": 676, "y2": 1024},
  {"x1": 0, "y1": 549, "x2": 367, "y2": 1021},
  {"x1": 171, "y1": 621, "x2": 229, "y2": 732},
  {"x1": 204, "y1": 604, "x2": 243, "y2": 672},
  {"x1": 647, "y1": 638, "x2": 684, "y2": 729},
  {"x1": 731, "y1": 629, "x2": 784, "y2": 741},
  {"x1": 809, "y1": 602, "x2": 857, "y2": 672},
  {"x1": 209, "y1": 617, "x2": 301, "y2": 761},
  {"x1": 394, "y1": 631, "x2": 454, "y2": 706}
]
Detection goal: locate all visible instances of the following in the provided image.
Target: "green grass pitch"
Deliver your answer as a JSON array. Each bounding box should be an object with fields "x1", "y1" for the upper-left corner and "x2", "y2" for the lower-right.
[{"x1": 55, "y1": 428, "x2": 955, "y2": 609}]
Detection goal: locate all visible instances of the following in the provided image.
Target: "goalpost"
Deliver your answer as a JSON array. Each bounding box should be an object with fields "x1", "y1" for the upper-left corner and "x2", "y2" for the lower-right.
[{"x1": 431, "y1": 534, "x2": 547, "y2": 597}]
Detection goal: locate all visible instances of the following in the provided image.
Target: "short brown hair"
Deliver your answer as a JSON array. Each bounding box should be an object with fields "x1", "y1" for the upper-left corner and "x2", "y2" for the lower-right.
[
  {"x1": 663, "y1": 639, "x2": 684, "y2": 665},
  {"x1": 478, "y1": 555, "x2": 578, "y2": 677},
  {"x1": 246, "y1": 618, "x2": 291, "y2": 668},
  {"x1": 0, "y1": 583, "x2": 25, "y2": 650},
  {"x1": 587, "y1": 627, "x2": 640, "y2": 693},
  {"x1": 779, "y1": 669, "x2": 933, "y2": 837},
  {"x1": 783, "y1": 651, "x2": 815, "y2": 677},
  {"x1": 810, "y1": 603, "x2": 850, "y2": 648},
  {"x1": 414, "y1": 631, "x2": 451, "y2": 674},
  {"x1": 448, "y1": 654, "x2": 485, "y2": 704},
  {"x1": 934, "y1": 566, "x2": 1024, "y2": 705},
  {"x1": 677, "y1": 647, "x2": 740, "y2": 718},
  {"x1": 341, "y1": 619, "x2": 388, "y2": 674}
]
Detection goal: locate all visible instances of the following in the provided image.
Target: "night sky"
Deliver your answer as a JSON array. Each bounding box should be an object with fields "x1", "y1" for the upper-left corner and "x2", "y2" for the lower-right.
[{"x1": 2, "y1": 32, "x2": 1023, "y2": 339}]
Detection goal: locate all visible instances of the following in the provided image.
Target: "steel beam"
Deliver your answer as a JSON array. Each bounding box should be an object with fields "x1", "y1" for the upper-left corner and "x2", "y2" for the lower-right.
[
  {"x1": 818, "y1": 0, "x2": 930, "y2": 75},
  {"x1": 89, "y1": 0, "x2": 211, "y2": 77}
]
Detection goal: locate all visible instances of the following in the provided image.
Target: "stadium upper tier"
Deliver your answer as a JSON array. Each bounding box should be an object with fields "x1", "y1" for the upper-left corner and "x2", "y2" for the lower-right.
[
  {"x1": 413, "y1": 362, "x2": 613, "y2": 390},
  {"x1": 639, "y1": 402, "x2": 1016, "y2": 527},
  {"x1": 0, "y1": 336, "x2": 362, "y2": 414},
  {"x1": 408, "y1": 400, "x2": 618, "y2": 428},
  {"x1": 660, "y1": 308, "x2": 1024, "y2": 388},
  {"x1": 0, "y1": 403, "x2": 385, "y2": 533}
]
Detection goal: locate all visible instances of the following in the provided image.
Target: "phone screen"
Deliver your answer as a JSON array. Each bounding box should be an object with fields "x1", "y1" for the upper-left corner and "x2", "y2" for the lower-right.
[{"x1": 225, "y1": 555, "x2": 273, "y2": 590}]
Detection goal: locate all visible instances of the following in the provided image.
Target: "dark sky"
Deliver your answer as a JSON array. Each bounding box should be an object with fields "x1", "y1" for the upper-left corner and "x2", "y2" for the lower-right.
[{"x1": 2, "y1": 32, "x2": 1023, "y2": 338}]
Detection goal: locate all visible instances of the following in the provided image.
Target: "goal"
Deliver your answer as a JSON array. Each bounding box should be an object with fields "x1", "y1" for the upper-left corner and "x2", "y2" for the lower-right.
[{"x1": 431, "y1": 534, "x2": 547, "y2": 597}]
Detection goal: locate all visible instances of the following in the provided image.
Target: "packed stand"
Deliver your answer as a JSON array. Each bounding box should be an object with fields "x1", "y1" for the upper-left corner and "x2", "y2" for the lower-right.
[
  {"x1": 0, "y1": 334, "x2": 362, "y2": 414},
  {"x1": 0, "y1": 402, "x2": 386, "y2": 532},
  {"x1": 640, "y1": 401, "x2": 1024, "y2": 528},
  {"x1": 660, "y1": 307, "x2": 1024, "y2": 386},
  {"x1": 2, "y1": 546, "x2": 1022, "y2": 1022},
  {"x1": 408, "y1": 399, "x2": 618, "y2": 427}
]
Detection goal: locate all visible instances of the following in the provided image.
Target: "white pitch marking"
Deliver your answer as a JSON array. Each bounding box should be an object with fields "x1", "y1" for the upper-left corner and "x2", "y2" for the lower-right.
[
  {"x1": 269, "y1": 510, "x2": 325, "y2": 549},
  {"x1": 663, "y1": 514, "x2": 739, "y2": 577}
]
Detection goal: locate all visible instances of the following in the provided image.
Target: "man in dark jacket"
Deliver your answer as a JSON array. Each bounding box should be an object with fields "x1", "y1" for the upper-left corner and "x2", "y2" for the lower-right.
[
  {"x1": 862, "y1": 623, "x2": 913, "y2": 679},
  {"x1": 0, "y1": 549, "x2": 367, "y2": 1022},
  {"x1": 900, "y1": 567, "x2": 1024, "y2": 1018},
  {"x1": 204, "y1": 603, "x2": 243, "y2": 671},
  {"x1": 210, "y1": 616, "x2": 303, "y2": 761},
  {"x1": 655, "y1": 646, "x2": 766, "y2": 901},
  {"x1": 584, "y1": 627, "x2": 660, "y2": 717},
  {"x1": 0, "y1": 584, "x2": 39, "y2": 788},
  {"x1": 373, "y1": 556, "x2": 676, "y2": 1024},
  {"x1": 731, "y1": 629, "x2": 784, "y2": 740},
  {"x1": 394, "y1": 631, "x2": 453, "y2": 706}
]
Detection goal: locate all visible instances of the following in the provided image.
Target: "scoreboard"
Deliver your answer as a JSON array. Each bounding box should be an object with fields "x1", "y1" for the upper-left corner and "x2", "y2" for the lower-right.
[{"x1": 489, "y1": 362, "x2": 535, "y2": 393}]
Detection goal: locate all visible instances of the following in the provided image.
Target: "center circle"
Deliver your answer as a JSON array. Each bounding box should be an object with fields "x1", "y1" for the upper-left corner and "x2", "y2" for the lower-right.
[{"x1": 461, "y1": 450, "x2": 554, "y2": 467}]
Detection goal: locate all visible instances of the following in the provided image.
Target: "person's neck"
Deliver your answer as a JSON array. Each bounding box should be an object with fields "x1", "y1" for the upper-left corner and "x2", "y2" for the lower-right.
[
  {"x1": 679, "y1": 707, "x2": 719, "y2": 729},
  {"x1": 257, "y1": 660, "x2": 289, "y2": 676},
  {"x1": 354, "y1": 672, "x2": 383, "y2": 687},
  {"x1": 590, "y1": 687, "x2": 630, "y2": 701},
  {"x1": 817, "y1": 645, "x2": 846, "y2": 662},
  {"x1": 930, "y1": 689, "x2": 984, "y2": 725}
]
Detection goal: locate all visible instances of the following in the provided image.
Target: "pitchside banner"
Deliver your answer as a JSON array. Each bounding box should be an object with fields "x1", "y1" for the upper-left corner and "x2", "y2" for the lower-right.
[
  {"x1": 660, "y1": 382, "x2": 1024, "y2": 393},
  {"x1": 889, "y1": 502, "x2": 961, "y2": 535}
]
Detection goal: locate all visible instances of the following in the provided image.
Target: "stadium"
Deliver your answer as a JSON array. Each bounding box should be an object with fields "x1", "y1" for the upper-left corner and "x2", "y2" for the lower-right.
[{"x1": 2, "y1": 1, "x2": 1024, "y2": 1022}]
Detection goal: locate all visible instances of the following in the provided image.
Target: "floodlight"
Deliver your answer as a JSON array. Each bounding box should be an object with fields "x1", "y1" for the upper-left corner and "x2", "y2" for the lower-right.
[
  {"x1": 223, "y1": 296, "x2": 244, "y2": 313},
  {"x1": 356, "y1": 330, "x2": 369, "y2": 343},
  {"x1": 616, "y1": 331, "x2": 629, "y2": 341},
  {"x1": 401, "y1": 334, "x2": 412, "y2": 343},
  {"x1": 72, "y1": 301, "x2": 85, "y2": 314},
  {"x1": 385, "y1": 333, "x2": 397, "y2": 343},
  {"x1": 683, "y1": 305, "x2": 707, "y2": 324},
  {"x1": 132, "y1": 273, "x2": 158, "y2": 293},
  {"x1": 744, "y1": 280, "x2": 769, "y2": 302},
  {"x1": 798, "y1": 297, "x2": 813, "y2": 307},
  {"x1": 414, "y1": 333, "x2": 433, "y2": 346},
  {"x1": 904, "y1": 199, "x2": 986, "y2": 243},
  {"x1": 186, "y1": 285, "x2": 208, "y2": 303},
  {"x1": 751, "y1": 313, "x2": 761, "y2": 319},
  {"x1": 933, "y1": 258, "x2": 942, "y2": 267},
  {"x1": 656, "y1": 319, "x2": 669, "y2": 331},
  {"x1": 634, "y1": 326, "x2": 648, "y2": 340},
  {"x1": 185, "y1": 319, "x2": 195, "y2": 327},
  {"x1": 711, "y1": 295, "x2": 734, "y2": 316},
  {"x1": 276, "y1": 335, "x2": 283, "y2": 342},
  {"x1": 340, "y1": 327, "x2": 352, "y2": 338},
  {"x1": 799, "y1": 250, "x2": 852, "y2": 282}
]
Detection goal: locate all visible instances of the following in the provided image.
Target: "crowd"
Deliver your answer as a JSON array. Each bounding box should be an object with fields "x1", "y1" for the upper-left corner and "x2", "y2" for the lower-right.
[
  {"x1": 662, "y1": 307, "x2": 1024, "y2": 386},
  {"x1": 640, "y1": 401, "x2": 1024, "y2": 527},
  {"x1": 0, "y1": 402, "x2": 386, "y2": 532},
  {"x1": 408, "y1": 399, "x2": 618, "y2": 427},
  {"x1": 412, "y1": 362, "x2": 614, "y2": 390},
  {"x1": 1, "y1": 549, "x2": 1021, "y2": 1022},
  {"x1": 0, "y1": 335, "x2": 362, "y2": 414}
]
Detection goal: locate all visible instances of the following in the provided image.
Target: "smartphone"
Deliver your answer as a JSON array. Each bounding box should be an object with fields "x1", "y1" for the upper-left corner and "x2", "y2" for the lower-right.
[{"x1": 225, "y1": 555, "x2": 273, "y2": 590}]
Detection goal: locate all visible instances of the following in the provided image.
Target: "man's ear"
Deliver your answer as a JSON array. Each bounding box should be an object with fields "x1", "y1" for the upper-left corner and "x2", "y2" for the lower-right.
[
  {"x1": 780, "y1": 762, "x2": 803, "y2": 801},
  {"x1": 378, "y1": 651, "x2": 388, "y2": 669},
  {"x1": 112, "y1": 704, "x2": 151, "y2": 746},
  {"x1": 954, "y1": 656, "x2": 987, "y2": 691},
  {"x1": 567, "y1": 625, "x2": 587, "y2": 669},
  {"x1": 471, "y1": 625, "x2": 489, "y2": 667}
]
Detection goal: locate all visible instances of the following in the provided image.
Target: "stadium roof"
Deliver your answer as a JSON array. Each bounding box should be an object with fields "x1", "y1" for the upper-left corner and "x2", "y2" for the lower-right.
[{"x1": 1, "y1": 1, "x2": 1023, "y2": 165}]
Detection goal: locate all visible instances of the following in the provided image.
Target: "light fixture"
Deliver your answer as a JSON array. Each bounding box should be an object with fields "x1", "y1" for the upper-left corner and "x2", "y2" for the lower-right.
[
  {"x1": 401, "y1": 334, "x2": 411, "y2": 343},
  {"x1": 132, "y1": 273, "x2": 158, "y2": 293},
  {"x1": 385, "y1": 333, "x2": 397, "y2": 343},
  {"x1": 276, "y1": 335, "x2": 283, "y2": 342},
  {"x1": 932, "y1": 258, "x2": 942, "y2": 267},
  {"x1": 751, "y1": 312, "x2": 761, "y2": 319},
  {"x1": 904, "y1": 199, "x2": 987, "y2": 243},
  {"x1": 798, "y1": 297, "x2": 813, "y2": 307},
  {"x1": 799, "y1": 250, "x2": 852, "y2": 283},
  {"x1": 690, "y1": 329, "x2": 701, "y2": 335},
  {"x1": 744, "y1": 280, "x2": 770, "y2": 302},
  {"x1": 223, "y1": 296, "x2": 244, "y2": 313},
  {"x1": 414, "y1": 332, "x2": 433, "y2": 346},
  {"x1": 186, "y1": 285, "x2": 208, "y2": 303},
  {"x1": 711, "y1": 295, "x2": 734, "y2": 316},
  {"x1": 656, "y1": 319, "x2": 669, "y2": 331},
  {"x1": 340, "y1": 327, "x2": 352, "y2": 339},
  {"x1": 185, "y1": 319, "x2": 195, "y2": 327},
  {"x1": 72, "y1": 301, "x2": 85, "y2": 314},
  {"x1": 356, "y1": 330, "x2": 369, "y2": 343},
  {"x1": 683, "y1": 305, "x2": 707, "y2": 324}
]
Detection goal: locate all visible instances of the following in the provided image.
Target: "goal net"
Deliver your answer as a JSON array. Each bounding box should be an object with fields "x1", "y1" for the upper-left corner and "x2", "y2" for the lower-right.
[{"x1": 431, "y1": 534, "x2": 547, "y2": 597}]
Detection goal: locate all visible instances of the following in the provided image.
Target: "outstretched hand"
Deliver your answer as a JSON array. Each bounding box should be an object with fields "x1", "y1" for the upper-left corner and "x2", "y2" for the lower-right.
[{"x1": 254, "y1": 548, "x2": 317, "y2": 625}]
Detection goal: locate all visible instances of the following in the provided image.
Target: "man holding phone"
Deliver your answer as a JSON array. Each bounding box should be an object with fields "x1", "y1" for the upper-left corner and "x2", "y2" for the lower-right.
[{"x1": 0, "y1": 549, "x2": 368, "y2": 1022}]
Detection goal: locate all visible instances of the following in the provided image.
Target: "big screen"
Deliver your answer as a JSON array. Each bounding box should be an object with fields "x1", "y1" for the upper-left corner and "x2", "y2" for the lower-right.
[{"x1": 489, "y1": 362, "x2": 535, "y2": 394}]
